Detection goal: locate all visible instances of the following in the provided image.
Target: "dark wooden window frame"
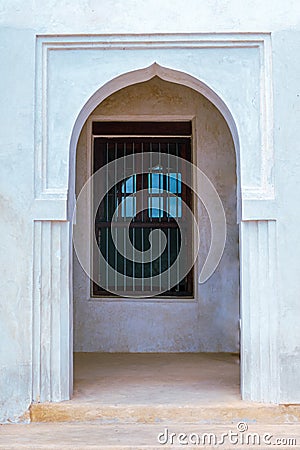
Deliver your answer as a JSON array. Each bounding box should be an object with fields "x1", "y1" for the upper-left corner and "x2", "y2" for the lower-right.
[{"x1": 91, "y1": 122, "x2": 194, "y2": 298}]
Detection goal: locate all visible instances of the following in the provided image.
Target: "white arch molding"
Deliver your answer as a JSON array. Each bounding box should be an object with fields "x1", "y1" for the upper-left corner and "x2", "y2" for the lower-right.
[
  {"x1": 68, "y1": 63, "x2": 242, "y2": 220},
  {"x1": 32, "y1": 57, "x2": 279, "y2": 405}
]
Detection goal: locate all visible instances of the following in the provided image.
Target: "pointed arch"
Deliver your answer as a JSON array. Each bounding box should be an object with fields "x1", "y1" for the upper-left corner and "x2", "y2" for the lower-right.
[{"x1": 68, "y1": 63, "x2": 241, "y2": 220}]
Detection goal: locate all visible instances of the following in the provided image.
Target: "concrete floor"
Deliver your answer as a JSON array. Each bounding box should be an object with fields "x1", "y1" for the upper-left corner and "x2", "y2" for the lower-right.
[
  {"x1": 1, "y1": 422, "x2": 300, "y2": 449},
  {"x1": 30, "y1": 353, "x2": 300, "y2": 424},
  {"x1": 2, "y1": 354, "x2": 300, "y2": 448},
  {"x1": 72, "y1": 353, "x2": 241, "y2": 405}
]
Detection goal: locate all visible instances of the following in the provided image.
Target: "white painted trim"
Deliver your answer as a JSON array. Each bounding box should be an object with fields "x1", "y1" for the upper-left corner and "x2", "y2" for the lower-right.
[
  {"x1": 34, "y1": 33, "x2": 274, "y2": 207},
  {"x1": 66, "y1": 62, "x2": 245, "y2": 223},
  {"x1": 32, "y1": 33, "x2": 279, "y2": 404}
]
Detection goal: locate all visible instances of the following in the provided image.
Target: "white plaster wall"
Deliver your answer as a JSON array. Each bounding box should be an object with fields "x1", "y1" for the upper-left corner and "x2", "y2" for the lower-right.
[
  {"x1": 2, "y1": 0, "x2": 300, "y2": 33},
  {"x1": 0, "y1": 0, "x2": 300, "y2": 422},
  {"x1": 73, "y1": 77, "x2": 239, "y2": 352}
]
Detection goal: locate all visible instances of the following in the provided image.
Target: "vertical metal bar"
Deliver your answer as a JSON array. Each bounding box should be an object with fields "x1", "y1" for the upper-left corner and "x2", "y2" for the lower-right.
[
  {"x1": 158, "y1": 142, "x2": 161, "y2": 221},
  {"x1": 114, "y1": 141, "x2": 117, "y2": 291},
  {"x1": 98, "y1": 228, "x2": 101, "y2": 290},
  {"x1": 176, "y1": 228, "x2": 180, "y2": 292},
  {"x1": 106, "y1": 142, "x2": 109, "y2": 222},
  {"x1": 149, "y1": 145, "x2": 153, "y2": 293},
  {"x1": 106, "y1": 227, "x2": 109, "y2": 291},
  {"x1": 141, "y1": 227, "x2": 144, "y2": 291},
  {"x1": 123, "y1": 142, "x2": 126, "y2": 291},
  {"x1": 141, "y1": 142, "x2": 144, "y2": 222},
  {"x1": 167, "y1": 228, "x2": 171, "y2": 291},
  {"x1": 105, "y1": 142, "x2": 109, "y2": 290},
  {"x1": 141, "y1": 142, "x2": 144, "y2": 292},
  {"x1": 124, "y1": 142, "x2": 127, "y2": 219},
  {"x1": 132, "y1": 142, "x2": 135, "y2": 292},
  {"x1": 149, "y1": 143, "x2": 153, "y2": 223},
  {"x1": 159, "y1": 230, "x2": 162, "y2": 292},
  {"x1": 167, "y1": 143, "x2": 170, "y2": 291},
  {"x1": 175, "y1": 142, "x2": 179, "y2": 218},
  {"x1": 175, "y1": 142, "x2": 179, "y2": 292},
  {"x1": 167, "y1": 142, "x2": 170, "y2": 219},
  {"x1": 158, "y1": 142, "x2": 162, "y2": 291},
  {"x1": 150, "y1": 227, "x2": 153, "y2": 292},
  {"x1": 132, "y1": 227, "x2": 135, "y2": 292}
]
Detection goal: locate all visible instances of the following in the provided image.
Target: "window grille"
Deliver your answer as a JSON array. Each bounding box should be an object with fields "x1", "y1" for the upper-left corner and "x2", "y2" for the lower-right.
[{"x1": 92, "y1": 123, "x2": 193, "y2": 297}]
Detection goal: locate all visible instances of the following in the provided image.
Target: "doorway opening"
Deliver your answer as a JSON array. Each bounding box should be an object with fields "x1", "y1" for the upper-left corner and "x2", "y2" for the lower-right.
[{"x1": 72, "y1": 76, "x2": 239, "y2": 404}]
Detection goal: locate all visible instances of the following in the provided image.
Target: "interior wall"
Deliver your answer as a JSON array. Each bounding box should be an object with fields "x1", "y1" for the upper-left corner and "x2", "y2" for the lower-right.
[{"x1": 73, "y1": 77, "x2": 239, "y2": 352}]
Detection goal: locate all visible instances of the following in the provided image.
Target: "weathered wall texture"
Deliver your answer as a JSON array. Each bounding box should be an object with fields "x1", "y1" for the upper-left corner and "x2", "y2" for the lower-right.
[
  {"x1": 74, "y1": 77, "x2": 239, "y2": 352},
  {"x1": 1, "y1": 0, "x2": 300, "y2": 423}
]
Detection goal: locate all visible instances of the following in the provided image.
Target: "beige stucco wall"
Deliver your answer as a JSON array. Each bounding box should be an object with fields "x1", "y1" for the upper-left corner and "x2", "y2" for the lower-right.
[{"x1": 74, "y1": 77, "x2": 239, "y2": 352}]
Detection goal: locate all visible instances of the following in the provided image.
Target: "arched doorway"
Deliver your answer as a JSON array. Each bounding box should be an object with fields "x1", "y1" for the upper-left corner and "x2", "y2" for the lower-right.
[
  {"x1": 73, "y1": 76, "x2": 239, "y2": 354},
  {"x1": 69, "y1": 70, "x2": 240, "y2": 408},
  {"x1": 31, "y1": 58, "x2": 278, "y2": 406}
]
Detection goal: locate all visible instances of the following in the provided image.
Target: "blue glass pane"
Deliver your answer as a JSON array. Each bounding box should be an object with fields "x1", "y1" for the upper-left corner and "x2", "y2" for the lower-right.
[
  {"x1": 121, "y1": 175, "x2": 135, "y2": 193},
  {"x1": 148, "y1": 197, "x2": 163, "y2": 218},
  {"x1": 148, "y1": 173, "x2": 163, "y2": 193},
  {"x1": 168, "y1": 173, "x2": 181, "y2": 193},
  {"x1": 167, "y1": 197, "x2": 182, "y2": 218},
  {"x1": 121, "y1": 197, "x2": 136, "y2": 217}
]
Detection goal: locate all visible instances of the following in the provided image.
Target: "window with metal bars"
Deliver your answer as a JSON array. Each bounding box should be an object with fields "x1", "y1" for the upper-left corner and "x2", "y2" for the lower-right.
[{"x1": 92, "y1": 122, "x2": 193, "y2": 297}]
